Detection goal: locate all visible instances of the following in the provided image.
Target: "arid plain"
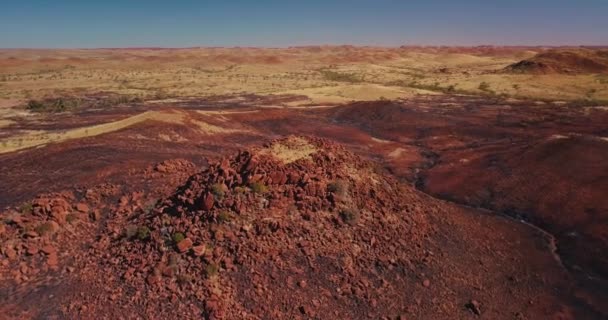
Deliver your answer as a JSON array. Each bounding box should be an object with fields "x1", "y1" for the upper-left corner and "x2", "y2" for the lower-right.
[{"x1": 1, "y1": 46, "x2": 607, "y2": 319}]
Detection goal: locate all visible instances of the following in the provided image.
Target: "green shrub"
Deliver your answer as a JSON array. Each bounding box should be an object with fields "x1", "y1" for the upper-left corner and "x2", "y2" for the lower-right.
[
  {"x1": 26, "y1": 97, "x2": 80, "y2": 113},
  {"x1": 339, "y1": 208, "x2": 360, "y2": 225},
  {"x1": 66, "y1": 213, "x2": 79, "y2": 224},
  {"x1": 20, "y1": 202, "x2": 33, "y2": 214},
  {"x1": 210, "y1": 183, "x2": 225, "y2": 199},
  {"x1": 217, "y1": 211, "x2": 231, "y2": 224},
  {"x1": 328, "y1": 180, "x2": 349, "y2": 198},
  {"x1": 249, "y1": 182, "x2": 268, "y2": 194},
  {"x1": 125, "y1": 225, "x2": 151, "y2": 240},
  {"x1": 35, "y1": 222, "x2": 55, "y2": 236},
  {"x1": 205, "y1": 263, "x2": 219, "y2": 278},
  {"x1": 26, "y1": 100, "x2": 46, "y2": 111},
  {"x1": 136, "y1": 226, "x2": 151, "y2": 240},
  {"x1": 478, "y1": 82, "x2": 491, "y2": 92},
  {"x1": 172, "y1": 232, "x2": 185, "y2": 244},
  {"x1": 319, "y1": 69, "x2": 362, "y2": 83}
]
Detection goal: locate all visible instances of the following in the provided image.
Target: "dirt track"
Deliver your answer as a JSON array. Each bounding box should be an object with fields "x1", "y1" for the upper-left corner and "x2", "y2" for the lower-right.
[{"x1": 1, "y1": 94, "x2": 607, "y2": 319}]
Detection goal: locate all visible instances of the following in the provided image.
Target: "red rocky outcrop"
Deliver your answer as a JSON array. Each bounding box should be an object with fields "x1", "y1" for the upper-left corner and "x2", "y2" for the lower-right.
[{"x1": 102, "y1": 136, "x2": 431, "y2": 319}]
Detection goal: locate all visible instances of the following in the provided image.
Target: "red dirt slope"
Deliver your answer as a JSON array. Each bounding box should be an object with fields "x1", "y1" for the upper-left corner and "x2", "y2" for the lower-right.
[
  {"x1": 506, "y1": 49, "x2": 608, "y2": 74},
  {"x1": 424, "y1": 134, "x2": 608, "y2": 278},
  {"x1": 1, "y1": 136, "x2": 600, "y2": 319}
]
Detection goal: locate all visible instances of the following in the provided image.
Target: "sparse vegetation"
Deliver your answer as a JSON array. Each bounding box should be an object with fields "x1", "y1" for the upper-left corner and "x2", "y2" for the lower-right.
[
  {"x1": 249, "y1": 181, "x2": 268, "y2": 194},
  {"x1": 319, "y1": 69, "x2": 363, "y2": 83},
  {"x1": 0, "y1": 48, "x2": 605, "y2": 104},
  {"x1": 339, "y1": 207, "x2": 360, "y2": 225},
  {"x1": 35, "y1": 221, "x2": 56, "y2": 236},
  {"x1": 328, "y1": 179, "x2": 349, "y2": 198},
  {"x1": 20, "y1": 202, "x2": 33, "y2": 214},
  {"x1": 478, "y1": 81, "x2": 491, "y2": 92},
  {"x1": 204, "y1": 263, "x2": 219, "y2": 278},
  {"x1": 217, "y1": 211, "x2": 231, "y2": 224},
  {"x1": 172, "y1": 232, "x2": 185, "y2": 244},
  {"x1": 26, "y1": 97, "x2": 80, "y2": 113},
  {"x1": 234, "y1": 186, "x2": 247, "y2": 194},
  {"x1": 66, "y1": 213, "x2": 79, "y2": 224},
  {"x1": 211, "y1": 183, "x2": 225, "y2": 199},
  {"x1": 25, "y1": 94, "x2": 142, "y2": 113},
  {"x1": 136, "y1": 226, "x2": 151, "y2": 240},
  {"x1": 125, "y1": 225, "x2": 151, "y2": 240}
]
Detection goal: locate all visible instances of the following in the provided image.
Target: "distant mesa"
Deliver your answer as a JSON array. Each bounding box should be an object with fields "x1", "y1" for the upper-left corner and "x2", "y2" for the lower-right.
[{"x1": 506, "y1": 48, "x2": 608, "y2": 74}]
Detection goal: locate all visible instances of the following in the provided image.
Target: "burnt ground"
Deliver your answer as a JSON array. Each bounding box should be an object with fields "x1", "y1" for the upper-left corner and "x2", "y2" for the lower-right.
[{"x1": 0, "y1": 94, "x2": 607, "y2": 319}]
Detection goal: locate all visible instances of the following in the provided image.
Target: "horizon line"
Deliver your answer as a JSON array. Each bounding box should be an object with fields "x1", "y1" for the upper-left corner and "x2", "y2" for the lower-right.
[{"x1": 1, "y1": 44, "x2": 608, "y2": 50}]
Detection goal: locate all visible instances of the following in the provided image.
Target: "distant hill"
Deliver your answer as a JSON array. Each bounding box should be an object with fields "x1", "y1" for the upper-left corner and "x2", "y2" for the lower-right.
[{"x1": 506, "y1": 49, "x2": 608, "y2": 74}]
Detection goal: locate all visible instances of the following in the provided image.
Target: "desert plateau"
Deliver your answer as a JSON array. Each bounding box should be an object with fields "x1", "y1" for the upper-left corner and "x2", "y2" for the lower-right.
[
  {"x1": 1, "y1": 2, "x2": 608, "y2": 318},
  {"x1": 0, "y1": 45, "x2": 607, "y2": 319}
]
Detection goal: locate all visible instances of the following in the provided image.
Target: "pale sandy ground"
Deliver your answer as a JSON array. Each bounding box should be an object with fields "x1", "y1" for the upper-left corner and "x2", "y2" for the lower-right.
[{"x1": 1, "y1": 47, "x2": 606, "y2": 103}]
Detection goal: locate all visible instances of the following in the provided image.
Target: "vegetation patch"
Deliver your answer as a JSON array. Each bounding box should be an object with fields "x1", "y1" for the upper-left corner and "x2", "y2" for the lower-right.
[
  {"x1": 25, "y1": 94, "x2": 142, "y2": 113},
  {"x1": 35, "y1": 221, "x2": 56, "y2": 236},
  {"x1": 211, "y1": 183, "x2": 226, "y2": 199},
  {"x1": 249, "y1": 181, "x2": 268, "y2": 194},
  {"x1": 204, "y1": 263, "x2": 220, "y2": 278},
  {"x1": 217, "y1": 211, "x2": 231, "y2": 224},
  {"x1": 319, "y1": 69, "x2": 363, "y2": 83},
  {"x1": 328, "y1": 179, "x2": 350, "y2": 198},
  {"x1": 172, "y1": 232, "x2": 185, "y2": 244},
  {"x1": 20, "y1": 202, "x2": 33, "y2": 214},
  {"x1": 339, "y1": 207, "x2": 360, "y2": 225},
  {"x1": 125, "y1": 225, "x2": 151, "y2": 240}
]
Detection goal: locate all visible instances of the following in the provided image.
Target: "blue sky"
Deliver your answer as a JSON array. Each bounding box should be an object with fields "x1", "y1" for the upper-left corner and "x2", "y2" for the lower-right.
[{"x1": 1, "y1": 0, "x2": 607, "y2": 48}]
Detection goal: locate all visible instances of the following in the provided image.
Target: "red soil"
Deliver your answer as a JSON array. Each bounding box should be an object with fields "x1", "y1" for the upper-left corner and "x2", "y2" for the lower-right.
[
  {"x1": 0, "y1": 95, "x2": 607, "y2": 318},
  {"x1": 424, "y1": 135, "x2": 608, "y2": 279}
]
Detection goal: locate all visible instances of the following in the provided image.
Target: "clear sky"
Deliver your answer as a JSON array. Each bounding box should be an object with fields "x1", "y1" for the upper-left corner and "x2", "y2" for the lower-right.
[{"x1": 1, "y1": 0, "x2": 607, "y2": 48}]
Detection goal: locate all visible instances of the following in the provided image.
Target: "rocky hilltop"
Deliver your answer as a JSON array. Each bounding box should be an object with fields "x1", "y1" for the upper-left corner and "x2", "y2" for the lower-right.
[{"x1": 506, "y1": 49, "x2": 608, "y2": 74}]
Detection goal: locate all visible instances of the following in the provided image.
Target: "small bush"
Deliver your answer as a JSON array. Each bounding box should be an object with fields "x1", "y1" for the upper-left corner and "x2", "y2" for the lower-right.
[
  {"x1": 217, "y1": 211, "x2": 231, "y2": 224},
  {"x1": 27, "y1": 100, "x2": 46, "y2": 111},
  {"x1": 172, "y1": 232, "x2": 185, "y2": 244},
  {"x1": 26, "y1": 97, "x2": 80, "y2": 113},
  {"x1": 136, "y1": 226, "x2": 151, "y2": 240},
  {"x1": 66, "y1": 213, "x2": 79, "y2": 224},
  {"x1": 35, "y1": 222, "x2": 55, "y2": 236},
  {"x1": 210, "y1": 183, "x2": 225, "y2": 199},
  {"x1": 125, "y1": 225, "x2": 151, "y2": 240},
  {"x1": 20, "y1": 202, "x2": 33, "y2": 214},
  {"x1": 478, "y1": 82, "x2": 491, "y2": 92},
  {"x1": 177, "y1": 274, "x2": 193, "y2": 285},
  {"x1": 328, "y1": 180, "x2": 349, "y2": 198},
  {"x1": 339, "y1": 208, "x2": 360, "y2": 225},
  {"x1": 319, "y1": 69, "x2": 362, "y2": 83},
  {"x1": 205, "y1": 263, "x2": 219, "y2": 278},
  {"x1": 249, "y1": 182, "x2": 268, "y2": 194}
]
